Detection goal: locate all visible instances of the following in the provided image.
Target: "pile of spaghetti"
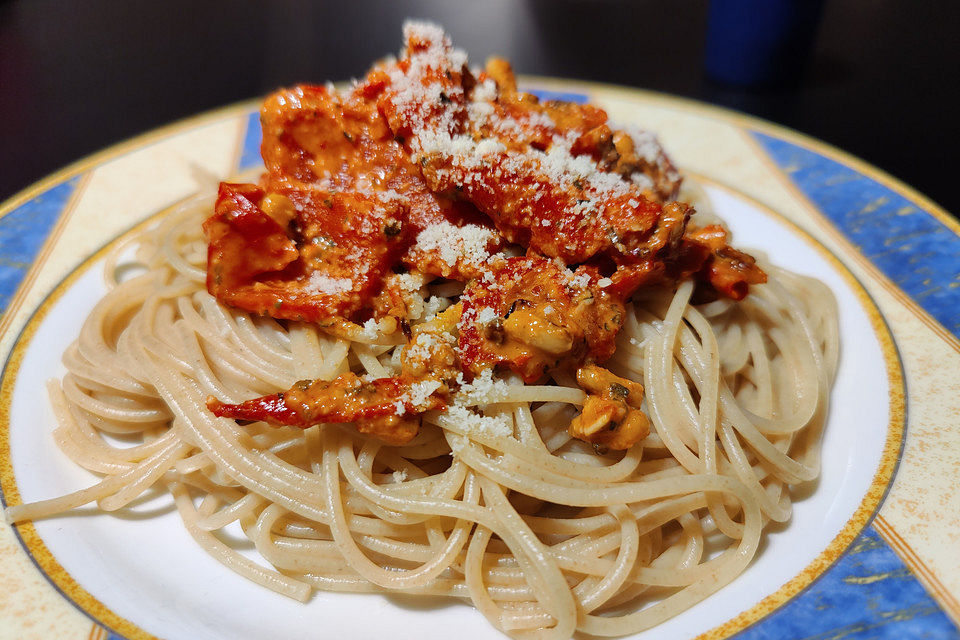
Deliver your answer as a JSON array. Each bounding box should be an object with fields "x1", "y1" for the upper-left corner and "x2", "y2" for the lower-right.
[{"x1": 7, "y1": 22, "x2": 838, "y2": 639}]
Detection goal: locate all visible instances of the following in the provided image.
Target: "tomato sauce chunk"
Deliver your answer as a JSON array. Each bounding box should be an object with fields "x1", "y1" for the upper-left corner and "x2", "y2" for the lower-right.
[
  {"x1": 685, "y1": 225, "x2": 767, "y2": 300},
  {"x1": 204, "y1": 182, "x2": 411, "y2": 322},
  {"x1": 261, "y1": 83, "x2": 500, "y2": 282},
  {"x1": 377, "y1": 22, "x2": 684, "y2": 265},
  {"x1": 458, "y1": 256, "x2": 625, "y2": 383}
]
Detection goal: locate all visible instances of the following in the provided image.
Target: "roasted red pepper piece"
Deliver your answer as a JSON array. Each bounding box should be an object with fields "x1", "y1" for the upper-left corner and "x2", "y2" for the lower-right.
[
  {"x1": 203, "y1": 183, "x2": 299, "y2": 307},
  {"x1": 207, "y1": 373, "x2": 448, "y2": 445}
]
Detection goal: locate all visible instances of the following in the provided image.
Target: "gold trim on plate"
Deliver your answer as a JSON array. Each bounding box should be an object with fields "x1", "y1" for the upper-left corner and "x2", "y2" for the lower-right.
[{"x1": 683, "y1": 173, "x2": 906, "y2": 638}]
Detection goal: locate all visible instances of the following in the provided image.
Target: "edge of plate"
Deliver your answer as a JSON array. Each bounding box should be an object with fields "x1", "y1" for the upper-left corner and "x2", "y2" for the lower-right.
[{"x1": 0, "y1": 209, "x2": 168, "y2": 639}]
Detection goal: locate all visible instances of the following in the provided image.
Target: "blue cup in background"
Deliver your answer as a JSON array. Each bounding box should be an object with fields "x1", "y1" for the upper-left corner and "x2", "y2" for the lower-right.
[{"x1": 705, "y1": 0, "x2": 827, "y2": 87}]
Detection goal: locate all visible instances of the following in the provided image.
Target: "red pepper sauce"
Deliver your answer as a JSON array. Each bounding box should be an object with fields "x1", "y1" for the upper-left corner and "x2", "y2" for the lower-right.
[{"x1": 203, "y1": 23, "x2": 766, "y2": 442}]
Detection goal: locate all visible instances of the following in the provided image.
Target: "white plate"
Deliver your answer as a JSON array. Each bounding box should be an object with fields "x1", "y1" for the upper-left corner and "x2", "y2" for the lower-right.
[{"x1": 6, "y1": 181, "x2": 893, "y2": 640}]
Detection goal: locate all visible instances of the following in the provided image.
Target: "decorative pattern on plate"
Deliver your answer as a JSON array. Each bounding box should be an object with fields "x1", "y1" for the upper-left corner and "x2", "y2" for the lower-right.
[
  {"x1": 736, "y1": 528, "x2": 958, "y2": 639},
  {"x1": 751, "y1": 132, "x2": 960, "y2": 338},
  {"x1": 0, "y1": 177, "x2": 80, "y2": 315}
]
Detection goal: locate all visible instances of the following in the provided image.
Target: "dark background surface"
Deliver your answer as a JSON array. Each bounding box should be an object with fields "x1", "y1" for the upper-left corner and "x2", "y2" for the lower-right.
[{"x1": 2, "y1": 0, "x2": 958, "y2": 216}]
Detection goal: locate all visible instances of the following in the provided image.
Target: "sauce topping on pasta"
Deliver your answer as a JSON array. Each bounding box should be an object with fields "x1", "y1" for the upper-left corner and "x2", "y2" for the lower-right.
[{"x1": 205, "y1": 22, "x2": 767, "y2": 448}]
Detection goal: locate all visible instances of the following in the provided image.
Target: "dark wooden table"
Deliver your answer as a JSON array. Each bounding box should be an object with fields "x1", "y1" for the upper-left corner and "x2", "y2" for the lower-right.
[{"x1": 2, "y1": 0, "x2": 958, "y2": 216}]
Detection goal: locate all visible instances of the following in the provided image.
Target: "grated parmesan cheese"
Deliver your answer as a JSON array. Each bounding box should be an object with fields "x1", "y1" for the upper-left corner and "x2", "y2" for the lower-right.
[
  {"x1": 396, "y1": 272, "x2": 425, "y2": 292},
  {"x1": 361, "y1": 318, "x2": 380, "y2": 339},
  {"x1": 407, "y1": 379, "x2": 442, "y2": 408},
  {"x1": 404, "y1": 329, "x2": 455, "y2": 368},
  {"x1": 569, "y1": 272, "x2": 590, "y2": 289},
  {"x1": 471, "y1": 77, "x2": 498, "y2": 102},
  {"x1": 304, "y1": 272, "x2": 353, "y2": 295},
  {"x1": 454, "y1": 368, "x2": 509, "y2": 405},
  {"x1": 474, "y1": 307, "x2": 498, "y2": 326},
  {"x1": 423, "y1": 295, "x2": 450, "y2": 320},
  {"x1": 415, "y1": 221, "x2": 496, "y2": 268},
  {"x1": 444, "y1": 405, "x2": 512, "y2": 438}
]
